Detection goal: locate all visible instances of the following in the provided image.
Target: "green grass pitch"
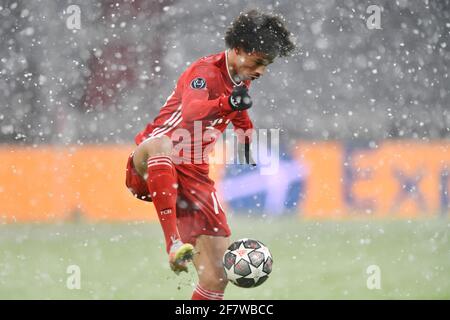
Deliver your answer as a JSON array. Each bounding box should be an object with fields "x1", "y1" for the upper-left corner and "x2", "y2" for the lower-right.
[{"x1": 0, "y1": 216, "x2": 448, "y2": 299}]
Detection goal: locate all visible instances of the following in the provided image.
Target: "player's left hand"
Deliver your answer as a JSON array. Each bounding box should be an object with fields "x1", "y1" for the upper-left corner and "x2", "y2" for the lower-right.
[
  {"x1": 238, "y1": 143, "x2": 257, "y2": 166},
  {"x1": 229, "y1": 86, "x2": 253, "y2": 111}
]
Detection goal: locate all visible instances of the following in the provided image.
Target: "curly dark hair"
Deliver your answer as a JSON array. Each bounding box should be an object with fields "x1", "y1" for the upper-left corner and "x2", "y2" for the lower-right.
[{"x1": 225, "y1": 9, "x2": 296, "y2": 58}]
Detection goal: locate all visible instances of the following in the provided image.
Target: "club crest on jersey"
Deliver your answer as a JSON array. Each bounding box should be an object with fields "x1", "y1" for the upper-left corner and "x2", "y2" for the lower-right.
[{"x1": 190, "y1": 77, "x2": 206, "y2": 89}]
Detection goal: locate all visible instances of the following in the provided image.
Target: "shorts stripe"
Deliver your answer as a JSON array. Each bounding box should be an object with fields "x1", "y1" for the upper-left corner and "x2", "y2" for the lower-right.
[
  {"x1": 211, "y1": 192, "x2": 219, "y2": 214},
  {"x1": 214, "y1": 192, "x2": 225, "y2": 212}
]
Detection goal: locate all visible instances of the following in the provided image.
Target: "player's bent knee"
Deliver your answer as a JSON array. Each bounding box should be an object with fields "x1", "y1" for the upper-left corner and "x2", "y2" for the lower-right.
[
  {"x1": 133, "y1": 135, "x2": 173, "y2": 176},
  {"x1": 141, "y1": 135, "x2": 173, "y2": 157}
]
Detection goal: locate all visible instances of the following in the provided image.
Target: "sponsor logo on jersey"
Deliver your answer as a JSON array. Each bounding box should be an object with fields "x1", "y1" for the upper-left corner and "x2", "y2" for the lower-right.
[{"x1": 190, "y1": 77, "x2": 206, "y2": 89}]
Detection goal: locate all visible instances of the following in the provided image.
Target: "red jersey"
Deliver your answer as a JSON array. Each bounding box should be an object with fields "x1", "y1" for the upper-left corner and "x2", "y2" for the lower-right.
[{"x1": 135, "y1": 51, "x2": 254, "y2": 173}]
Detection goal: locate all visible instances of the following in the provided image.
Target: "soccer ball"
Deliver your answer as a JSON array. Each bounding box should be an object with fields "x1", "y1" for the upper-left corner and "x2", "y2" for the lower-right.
[{"x1": 223, "y1": 238, "x2": 273, "y2": 288}]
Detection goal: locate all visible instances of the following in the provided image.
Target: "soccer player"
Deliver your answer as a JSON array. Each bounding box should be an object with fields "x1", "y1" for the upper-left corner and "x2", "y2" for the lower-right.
[{"x1": 125, "y1": 9, "x2": 295, "y2": 300}]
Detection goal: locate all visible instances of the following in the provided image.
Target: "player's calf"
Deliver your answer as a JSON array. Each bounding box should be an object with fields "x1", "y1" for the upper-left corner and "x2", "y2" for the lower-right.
[
  {"x1": 192, "y1": 235, "x2": 229, "y2": 300},
  {"x1": 192, "y1": 262, "x2": 227, "y2": 300},
  {"x1": 192, "y1": 270, "x2": 227, "y2": 300}
]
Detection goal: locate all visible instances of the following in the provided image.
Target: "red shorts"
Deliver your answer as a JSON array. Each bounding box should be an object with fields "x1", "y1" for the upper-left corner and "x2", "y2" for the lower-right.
[{"x1": 125, "y1": 153, "x2": 231, "y2": 246}]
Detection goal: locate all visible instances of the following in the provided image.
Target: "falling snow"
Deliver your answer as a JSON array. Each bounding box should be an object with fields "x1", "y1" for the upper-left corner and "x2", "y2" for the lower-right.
[{"x1": 0, "y1": 0, "x2": 449, "y2": 300}]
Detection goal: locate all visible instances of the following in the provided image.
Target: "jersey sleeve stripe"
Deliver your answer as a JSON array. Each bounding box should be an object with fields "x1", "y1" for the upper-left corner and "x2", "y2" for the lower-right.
[
  {"x1": 149, "y1": 112, "x2": 181, "y2": 137},
  {"x1": 152, "y1": 116, "x2": 183, "y2": 138},
  {"x1": 145, "y1": 105, "x2": 182, "y2": 139}
]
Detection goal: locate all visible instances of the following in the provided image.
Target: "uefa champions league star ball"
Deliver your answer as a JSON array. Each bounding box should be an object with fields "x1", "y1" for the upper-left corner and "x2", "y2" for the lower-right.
[{"x1": 223, "y1": 238, "x2": 273, "y2": 288}]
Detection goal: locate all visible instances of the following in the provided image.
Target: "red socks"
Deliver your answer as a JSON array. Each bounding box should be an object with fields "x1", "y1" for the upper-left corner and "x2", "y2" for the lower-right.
[
  {"x1": 146, "y1": 155, "x2": 180, "y2": 253},
  {"x1": 191, "y1": 284, "x2": 224, "y2": 300}
]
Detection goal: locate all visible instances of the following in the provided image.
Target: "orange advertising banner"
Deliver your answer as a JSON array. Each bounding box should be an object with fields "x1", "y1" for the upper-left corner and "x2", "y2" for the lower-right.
[
  {"x1": 294, "y1": 141, "x2": 450, "y2": 219},
  {"x1": 0, "y1": 146, "x2": 156, "y2": 222},
  {"x1": 0, "y1": 142, "x2": 449, "y2": 222}
]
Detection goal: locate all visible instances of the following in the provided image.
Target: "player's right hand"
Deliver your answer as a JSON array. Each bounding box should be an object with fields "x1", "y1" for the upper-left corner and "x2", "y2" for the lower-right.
[{"x1": 229, "y1": 85, "x2": 253, "y2": 111}]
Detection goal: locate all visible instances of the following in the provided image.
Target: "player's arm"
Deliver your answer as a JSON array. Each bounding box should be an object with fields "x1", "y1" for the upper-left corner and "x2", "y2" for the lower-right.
[
  {"x1": 181, "y1": 66, "x2": 253, "y2": 122},
  {"x1": 180, "y1": 66, "x2": 232, "y2": 122}
]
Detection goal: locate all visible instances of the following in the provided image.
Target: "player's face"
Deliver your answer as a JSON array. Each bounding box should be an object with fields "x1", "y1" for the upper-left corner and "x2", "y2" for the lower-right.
[{"x1": 234, "y1": 49, "x2": 274, "y2": 81}]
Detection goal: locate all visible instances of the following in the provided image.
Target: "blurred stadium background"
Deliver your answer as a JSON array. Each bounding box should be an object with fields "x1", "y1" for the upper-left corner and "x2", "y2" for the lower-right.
[{"x1": 0, "y1": 0, "x2": 449, "y2": 299}]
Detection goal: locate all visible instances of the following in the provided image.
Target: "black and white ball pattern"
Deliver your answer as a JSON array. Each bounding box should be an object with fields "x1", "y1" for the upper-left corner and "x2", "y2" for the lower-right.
[{"x1": 223, "y1": 239, "x2": 273, "y2": 288}]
